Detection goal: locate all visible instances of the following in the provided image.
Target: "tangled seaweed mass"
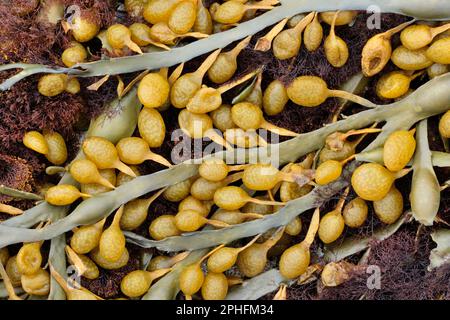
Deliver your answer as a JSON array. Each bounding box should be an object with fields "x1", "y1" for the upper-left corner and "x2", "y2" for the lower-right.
[{"x1": 0, "y1": 0, "x2": 450, "y2": 301}]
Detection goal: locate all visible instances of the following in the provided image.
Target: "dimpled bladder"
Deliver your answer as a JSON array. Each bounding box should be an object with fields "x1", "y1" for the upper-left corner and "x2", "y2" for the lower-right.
[
  {"x1": 168, "y1": 1, "x2": 197, "y2": 35},
  {"x1": 187, "y1": 70, "x2": 260, "y2": 114},
  {"x1": 213, "y1": 0, "x2": 274, "y2": 25},
  {"x1": 287, "y1": 75, "x2": 375, "y2": 108},
  {"x1": 199, "y1": 158, "x2": 229, "y2": 182},
  {"x1": 43, "y1": 131, "x2": 68, "y2": 165},
  {"x1": 427, "y1": 63, "x2": 449, "y2": 79},
  {"x1": 318, "y1": 190, "x2": 348, "y2": 244},
  {"x1": 37, "y1": 74, "x2": 67, "y2": 97},
  {"x1": 324, "y1": 11, "x2": 349, "y2": 68},
  {"x1": 263, "y1": 80, "x2": 289, "y2": 116},
  {"x1": 273, "y1": 12, "x2": 314, "y2": 60},
  {"x1": 304, "y1": 12, "x2": 323, "y2": 52},
  {"x1": 320, "y1": 11, "x2": 357, "y2": 26},
  {"x1": 214, "y1": 185, "x2": 283, "y2": 210},
  {"x1": 120, "y1": 199, "x2": 151, "y2": 231},
  {"x1": 241, "y1": 195, "x2": 274, "y2": 215},
  {"x1": 164, "y1": 178, "x2": 193, "y2": 202},
  {"x1": 148, "y1": 252, "x2": 189, "y2": 271},
  {"x1": 70, "y1": 218, "x2": 106, "y2": 255},
  {"x1": 179, "y1": 196, "x2": 211, "y2": 217},
  {"x1": 210, "y1": 104, "x2": 236, "y2": 132},
  {"x1": 426, "y1": 37, "x2": 450, "y2": 64},
  {"x1": 174, "y1": 209, "x2": 207, "y2": 232},
  {"x1": 280, "y1": 175, "x2": 312, "y2": 202},
  {"x1": 279, "y1": 208, "x2": 320, "y2": 279},
  {"x1": 285, "y1": 217, "x2": 302, "y2": 236},
  {"x1": 179, "y1": 263, "x2": 204, "y2": 296},
  {"x1": 21, "y1": 268, "x2": 50, "y2": 296},
  {"x1": 315, "y1": 160, "x2": 343, "y2": 186},
  {"x1": 231, "y1": 102, "x2": 263, "y2": 130},
  {"x1": 179, "y1": 245, "x2": 225, "y2": 298},
  {"x1": 194, "y1": 0, "x2": 213, "y2": 34},
  {"x1": 175, "y1": 209, "x2": 228, "y2": 232},
  {"x1": 210, "y1": 210, "x2": 263, "y2": 225},
  {"x1": 231, "y1": 102, "x2": 298, "y2": 136},
  {"x1": 343, "y1": 197, "x2": 368, "y2": 228},
  {"x1": 186, "y1": 86, "x2": 223, "y2": 114},
  {"x1": 207, "y1": 36, "x2": 251, "y2": 84},
  {"x1": 125, "y1": 0, "x2": 147, "y2": 18},
  {"x1": 65, "y1": 246, "x2": 99, "y2": 280},
  {"x1": 45, "y1": 184, "x2": 90, "y2": 206},
  {"x1": 391, "y1": 46, "x2": 433, "y2": 71},
  {"x1": 16, "y1": 242, "x2": 42, "y2": 276},
  {"x1": 213, "y1": 186, "x2": 250, "y2": 210},
  {"x1": 70, "y1": 16, "x2": 100, "y2": 43},
  {"x1": 81, "y1": 169, "x2": 117, "y2": 197},
  {"x1": 69, "y1": 159, "x2": 115, "y2": 189},
  {"x1": 121, "y1": 269, "x2": 171, "y2": 298},
  {"x1": 279, "y1": 242, "x2": 310, "y2": 279},
  {"x1": 237, "y1": 228, "x2": 284, "y2": 277},
  {"x1": 130, "y1": 23, "x2": 169, "y2": 50},
  {"x1": 6, "y1": 256, "x2": 22, "y2": 287},
  {"x1": 224, "y1": 128, "x2": 263, "y2": 148},
  {"x1": 62, "y1": 42, "x2": 87, "y2": 67},
  {"x1": 201, "y1": 272, "x2": 228, "y2": 300},
  {"x1": 190, "y1": 177, "x2": 224, "y2": 201},
  {"x1": 65, "y1": 77, "x2": 81, "y2": 94},
  {"x1": 99, "y1": 206, "x2": 126, "y2": 262},
  {"x1": 149, "y1": 215, "x2": 181, "y2": 240},
  {"x1": 373, "y1": 185, "x2": 403, "y2": 224},
  {"x1": 23, "y1": 131, "x2": 49, "y2": 155},
  {"x1": 376, "y1": 71, "x2": 421, "y2": 99},
  {"x1": 0, "y1": 248, "x2": 8, "y2": 266},
  {"x1": 242, "y1": 163, "x2": 283, "y2": 191},
  {"x1": 150, "y1": 21, "x2": 208, "y2": 45},
  {"x1": 116, "y1": 166, "x2": 139, "y2": 187},
  {"x1": 318, "y1": 208, "x2": 345, "y2": 244},
  {"x1": 361, "y1": 20, "x2": 414, "y2": 77},
  {"x1": 171, "y1": 73, "x2": 203, "y2": 108},
  {"x1": 143, "y1": 0, "x2": 180, "y2": 24},
  {"x1": 106, "y1": 24, "x2": 142, "y2": 54},
  {"x1": 171, "y1": 49, "x2": 221, "y2": 108},
  {"x1": 178, "y1": 109, "x2": 213, "y2": 138},
  {"x1": 400, "y1": 23, "x2": 450, "y2": 50}
]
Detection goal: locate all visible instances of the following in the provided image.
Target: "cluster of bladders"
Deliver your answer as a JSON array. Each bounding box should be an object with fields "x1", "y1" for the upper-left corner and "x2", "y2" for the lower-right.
[
  {"x1": 0, "y1": 121, "x2": 426, "y2": 299},
  {"x1": 2, "y1": 9, "x2": 450, "y2": 300}
]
